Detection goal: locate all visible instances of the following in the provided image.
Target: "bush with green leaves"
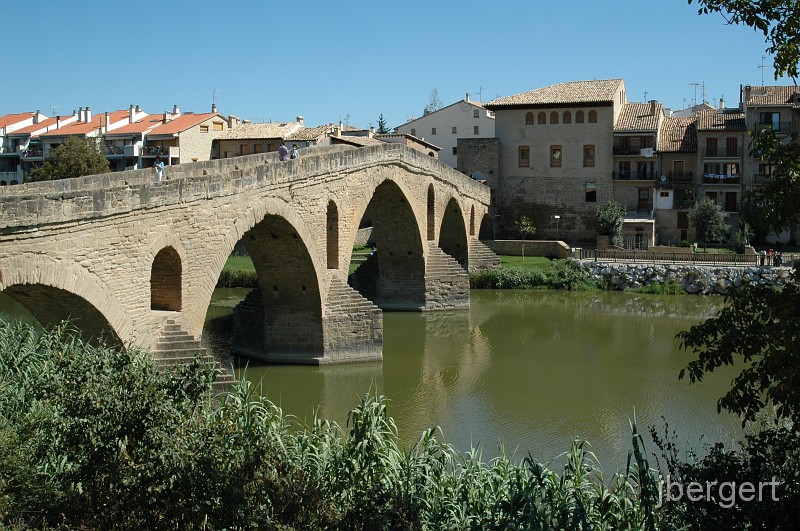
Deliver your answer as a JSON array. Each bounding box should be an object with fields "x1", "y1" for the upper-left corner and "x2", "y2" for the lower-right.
[
  {"x1": 595, "y1": 200, "x2": 627, "y2": 247},
  {"x1": 470, "y1": 260, "x2": 599, "y2": 291}
]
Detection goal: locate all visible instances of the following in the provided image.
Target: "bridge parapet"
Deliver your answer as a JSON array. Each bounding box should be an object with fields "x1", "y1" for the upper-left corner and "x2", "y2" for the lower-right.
[{"x1": 0, "y1": 144, "x2": 487, "y2": 230}]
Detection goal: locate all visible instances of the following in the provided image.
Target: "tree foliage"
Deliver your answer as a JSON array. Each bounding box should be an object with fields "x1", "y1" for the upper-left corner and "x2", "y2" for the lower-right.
[
  {"x1": 690, "y1": 0, "x2": 800, "y2": 79},
  {"x1": 28, "y1": 136, "x2": 110, "y2": 181},
  {"x1": 513, "y1": 215, "x2": 536, "y2": 261},
  {"x1": 423, "y1": 88, "x2": 443, "y2": 115},
  {"x1": 747, "y1": 127, "x2": 800, "y2": 233},
  {"x1": 688, "y1": 196, "x2": 728, "y2": 246},
  {"x1": 376, "y1": 113, "x2": 390, "y2": 134},
  {"x1": 595, "y1": 200, "x2": 626, "y2": 247}
]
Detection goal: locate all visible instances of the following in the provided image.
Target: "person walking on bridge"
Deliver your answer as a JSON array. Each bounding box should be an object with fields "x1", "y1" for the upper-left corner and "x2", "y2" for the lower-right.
[{"x1": 278, "y1": 142, "x2": 289, "y2": 161}]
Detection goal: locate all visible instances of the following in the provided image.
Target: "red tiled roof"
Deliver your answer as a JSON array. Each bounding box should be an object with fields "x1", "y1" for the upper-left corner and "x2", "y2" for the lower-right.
[
  {"x1": 614, "y1": 102, "x2": 663, "y2": 131},
  {"x1": 0, "y1": 112, "x2": 35, "y2": 129},
  {"x1": 147, "y1": 113, "x2": 224, "y2": 135},
  {"x1": 658, "y1": 117, "x2": 697, "y2": 152},
  {"x1": 487, "y1": 79, "x2": 623, "y2": 108},
  {"x1": 8, "y1": 116, "x2": 62, "y2": 136},
  {"x1": 745, "y1": 85, "x2": 800, "y2": 105},
  {"x1": 106, "y1": 114, "x2": 166, "y2": 135},
  {"x1": 40, "y1": 110, "x2": 130, "y2": 137},
  {"x1": 695, "y1": 109, "x2": 745, "y2": 131}
]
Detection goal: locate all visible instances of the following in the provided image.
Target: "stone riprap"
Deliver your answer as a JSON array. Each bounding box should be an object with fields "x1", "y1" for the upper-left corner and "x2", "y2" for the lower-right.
[
  {"x1": 0, "y1": 144, "x2": 498, "y2": 364},
  {"x1": 577, "y1": 260, "x2": 794, "y2": 294}
]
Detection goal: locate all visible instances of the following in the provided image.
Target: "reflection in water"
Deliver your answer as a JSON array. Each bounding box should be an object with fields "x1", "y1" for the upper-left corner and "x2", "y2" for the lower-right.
[{"x1": 206, "y1": 289, "x2": 741, "y2": 466}]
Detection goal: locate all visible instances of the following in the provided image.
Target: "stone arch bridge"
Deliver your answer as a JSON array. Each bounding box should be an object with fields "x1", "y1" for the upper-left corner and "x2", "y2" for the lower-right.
[{"x1": 0, "y1": 144, "x2": 498, "y2": 364}]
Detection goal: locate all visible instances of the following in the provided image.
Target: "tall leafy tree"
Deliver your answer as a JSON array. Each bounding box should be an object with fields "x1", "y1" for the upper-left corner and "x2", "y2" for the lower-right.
[
  {"x1": 688, "y1": 196, "x2": 728, "y2": 249},
  {"x1": 595, "y1": 200, "x2": 626, "y2": 247},
  {"x1": 376, "y1": 114, "x2": 390, "y2": 134},
  {"x1": 29, "y1": 136, "x2": 110, "y2": 181}
]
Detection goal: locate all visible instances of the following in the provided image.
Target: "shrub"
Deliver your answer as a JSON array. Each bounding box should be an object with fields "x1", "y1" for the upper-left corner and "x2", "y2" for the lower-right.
[{"x1": 216, "y1": 267, "x2": 258, "y2": 288}]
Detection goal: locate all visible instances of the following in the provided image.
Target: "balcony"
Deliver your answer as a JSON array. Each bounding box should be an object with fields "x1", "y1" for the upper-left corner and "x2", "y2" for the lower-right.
[
  {"x1": 752, "y1": 173, "x2": 771, "y2": 186},
  {"x1": 0, "y1": 146, "x2": 21, "y2": 156},
  {"x1": 667, "y1": 171, "x2": 694, "y2": 183},
  {"x1": 140, "y1": 146, "x2": 179, "y2": 158},
  {"x1": 674, "y1": 198, "x2": 696, "y2": 209},
  {"x1": 701, "y1": 148, "x2": 739, "y2": 158},
  {"x1": 612, "y1": 170, "x2": 657, "y2": 181},
  {"x1": 106, "y1": 146, "x2": 125, "y2": 156},
  {"x1": 613, "y1": 146, "x2": 654, "y2": 156},
  {"x1": 702, "y1": 173, "x2": 740, "y2": 184},
  {"x1": 21, "y1": 147, "x2": 44, "y2": 158}
]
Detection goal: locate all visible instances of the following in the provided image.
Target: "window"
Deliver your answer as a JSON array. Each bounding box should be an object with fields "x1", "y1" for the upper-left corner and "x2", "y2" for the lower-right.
[
  {"x1": 199, "y1": 125, "x2": 209, "y2": 133},
  {"x1": 254, "y1": 143, "x2": 263, "y2": 153},
  {"x1": 518, "y1": 146, "x2": 530, "y2": 167},
  {"x1": 660, "y1": 191, "x2": 669, "y2": 197},
  {"x1": 473, "y1": 109, "x2": 479, "y2": 118},
  {"x1": 706, "y1": 137, "x2": 717, "y2": 157},
  {"x1": 760, "y1": 112, "x2": 780, "y2": 130},
  {"x1": 240, "y1": 143, "x2": 249, "y2": 155},
  {"x1": 410, "y1": 128, "x2": 416, "y2": 136},
  {"x1": 588, "y1": 110, "x2": 597, "y2": 123},
  {"x1": 538, "y1": 112, "x2": 546, "y2": 124},
  {"x1": 618, "y1": 161, "x2": 631, "y2": 179},
  {"x1": 585, "y1": 182, "x2": 597, "y2": 202},
  {"x1": 452, "y1": 126, "x2": 457, "y2": 134},
  {"x1": 576, "y1": 110, "x2": 584, "y2": 123},
  {"x1": 473, "y1": 125, "x2": 479, "y2": 134},
  {"x1": 525, "y1": 112, "x2": 534, "y2": 124},
  {"x1": 212, "y1": 122, "x2": 224, "y2": 131},
  {"x1": 640, "y1": 136, "x2": 653, "y2": 149},
  {"x1": 550, "y1": 111, "x2": 559, "y2": 124},
  {"x1": 583, "y1": 145, "x2": 595, "y2": 167},
  {"x1": 431, "y1": 127, "x2": 437, "y2": 135},
  {"x1": 563, "y1": 111, "x2": 571, "y2": 124},
  {"x1": 550, "y1": 145, "x2": 562, "y2": 167},
  {"x1": 677, "y1": 212, "x2": 689, "y2": 229},
  {"x1": 725, "y1": 191, "x2": 738, "y2": 212},
  {"x1": 726, "y1": 137, "x2": 737, "y2": 156},
  {"x1": 452, "y1": 146, "x2": 457, "y2": 155}
]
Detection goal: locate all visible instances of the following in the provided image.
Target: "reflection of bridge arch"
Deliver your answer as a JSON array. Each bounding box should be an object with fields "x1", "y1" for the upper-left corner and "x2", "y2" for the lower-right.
[
  {"x1": 0, "y1": 255, "x2": 131, "y2": 346},
  {"x1": 0, "y1": 144, "x2": 496, "y2": 364}
]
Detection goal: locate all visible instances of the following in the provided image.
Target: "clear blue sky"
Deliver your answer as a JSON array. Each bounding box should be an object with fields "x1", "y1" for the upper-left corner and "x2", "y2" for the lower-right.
[{"x1": 2, "y1": 0, "x2": 793, "y2": 130}]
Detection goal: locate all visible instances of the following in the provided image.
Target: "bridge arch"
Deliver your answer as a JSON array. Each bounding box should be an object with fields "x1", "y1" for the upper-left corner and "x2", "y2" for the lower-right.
[
  {"x1": 150, "y1": 247, "x2": 182, "y2": 311},
  {"x1": 348, "y1": 177, "x2": 427, "y2": 310},
  {"x1": 426, "y1": 184, "x2": 435, "y2": 241},
  {"x1": 327, "y1": 200, "x2": 339, "y2": 270},
  {"x1": 0, "y1": 255, "x2": 131, "y2": 346},
  {"x1": 438, "y1": 195, "x2": 469, "y2": 268}
]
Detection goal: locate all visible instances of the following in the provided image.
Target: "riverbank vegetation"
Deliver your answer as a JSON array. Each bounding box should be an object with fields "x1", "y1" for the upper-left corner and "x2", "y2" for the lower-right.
[{"x1": 0, "y1": 321, "x2": 667, "y2": 529}]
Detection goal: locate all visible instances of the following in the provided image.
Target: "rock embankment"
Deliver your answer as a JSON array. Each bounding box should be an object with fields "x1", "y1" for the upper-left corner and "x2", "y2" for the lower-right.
[{"x1": 576, "y1": 260, "x2": 794, "y2": 294}]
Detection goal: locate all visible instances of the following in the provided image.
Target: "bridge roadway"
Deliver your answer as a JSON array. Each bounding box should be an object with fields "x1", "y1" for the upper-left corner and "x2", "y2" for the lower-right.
[{"x1": 0, "y1": 144, "x2": 498, "y2": 364}]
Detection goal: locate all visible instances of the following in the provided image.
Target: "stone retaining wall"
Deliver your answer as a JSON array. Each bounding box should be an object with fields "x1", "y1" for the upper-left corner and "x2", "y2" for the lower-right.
[
  {"x1": 576, "y1": 260, "x2": 794, "y2": 294},
  {"x1": 482, "y1": 239, "x2": 570, "y2": 259}
]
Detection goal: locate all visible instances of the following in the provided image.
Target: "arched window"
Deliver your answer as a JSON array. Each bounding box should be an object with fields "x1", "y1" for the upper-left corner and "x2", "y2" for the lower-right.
[
  {"x1": 588, "y1": 110, "x2": 598, "y2": 123},
  {"x1": 326, "y1": 200, "x2": 339, "y2": 269},
  {"x1": 427, "y1": 184, "x2": 435, "y2": 240},
  {"x1": 576, "y1": 110, "x2": 585, "y2": 123},
  {"x1": 537, "y1": 112, "x2": 546, "y2": 124},
  {"x1": 563, "y1": 111, "x2": 572, "y2": 124},
  {"x1": 525, "y1": 112, "x2": 534, "y2": 125},
  {"x1": 550, "y1": 111, "x2": 559, "y2": 124},
  {"x1": 151, "y1": 247, "x2": 181, "y2": 311}
]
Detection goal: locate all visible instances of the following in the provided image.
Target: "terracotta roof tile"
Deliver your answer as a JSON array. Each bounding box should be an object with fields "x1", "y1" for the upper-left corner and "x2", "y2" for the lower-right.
[
  {"x1": 331, "y1": 135, "x2": 385, "y2": 147},
  {"x1": 217, "y1": 121, "x2": 300, "y2": 140},
  {"x1": 8, "y1": 116, "x2": 64, "y2": 136},
  {"x1": 0, "y1": 112, "x2": 35, "y2": 129},
  {"x1": 40, "y1": 110, "x2": 130, "y2": 137},
  {"x1": 745, "y1": 85, "x2": 800, "y2": 105},
  {"x1": 658, "y1": 117, "x2": 696, "y2": 152},
  {"x1": 614, "y1": 102, "x2": 663, "y2": 131},
  {"x1": 286, "y1": 124, "x2": 334, "y2": 141},
  {"x1": 105, "y1": 114, "x2": 166, "y2": 135},
  {"x1": 696, "y1": 109, "x2": 745, "y2": 131},
  {"x1": 147, "y1": 113, "x2": 224, "y2": 136},
  {"x1": 487, "y1": 79, "x2": 623, "y2": 108}
]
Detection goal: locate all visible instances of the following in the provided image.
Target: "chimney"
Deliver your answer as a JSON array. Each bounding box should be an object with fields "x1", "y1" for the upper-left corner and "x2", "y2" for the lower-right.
[
  {"x1": 173, "y1": 104, "x2": 180, "y2": 115},
  {"x1": 650, "y1": 100, "x2": 657, "y2": 116},
  {"x1": 78, "y1": 107, "x2": 84, "y2": 122},
  {"x1": 85, "y1": 107, "x2": 92, "y2": 123},
  {"x1": 163, "y1": 111, "x2": 171, "y2": 124},
  {"x1": 104, "y1": 111, "x2": 110, "y2": 132},
  {"x1": 744, "y1": 85, "x2": 752, "y2": 104},
  {"x1": 34, "y1": 110, "x2": 40, "y2": 124},
  {"x1": 129, "y1": 104, "x2": 135, "y2": 123},
  {"x1": 56, "y1": 116, "x2": 61, "y2": 128},
  {"x1": 465, "y1": 93, "x2": 470, "y2": 102},
  {"x1": 719, "y1": 96, "x2": 725, "y2": 110},
  {"x1": 296, "y1": 115, "x2": 304, "y2": 126},
  {"x1": 211, "y1": 103, "x2": 217, "y2": 113},
  {"x1": 135, "y1": 105, "x2": 141, "y2": 113}
]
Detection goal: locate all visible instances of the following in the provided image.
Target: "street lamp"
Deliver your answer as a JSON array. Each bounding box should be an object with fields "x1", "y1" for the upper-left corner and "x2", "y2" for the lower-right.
[{"x1": 554, "y1": 215, "x2": 560, "y2": 241}]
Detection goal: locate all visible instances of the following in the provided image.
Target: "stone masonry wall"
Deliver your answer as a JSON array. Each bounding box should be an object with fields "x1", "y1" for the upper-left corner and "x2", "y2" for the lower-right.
[{"x1": 577, "y1": 260, "x2": 794, "y2": 294}]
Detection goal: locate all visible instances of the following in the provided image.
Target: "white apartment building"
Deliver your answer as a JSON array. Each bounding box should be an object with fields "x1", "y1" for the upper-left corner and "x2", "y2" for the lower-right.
[{"x1": 396, "y1": 95, "x2": 495, "y2": 168}]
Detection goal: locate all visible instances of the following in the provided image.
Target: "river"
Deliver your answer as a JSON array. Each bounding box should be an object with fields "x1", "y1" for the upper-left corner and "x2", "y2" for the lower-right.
[{"x1": 204, "y1": 288, "x2": 742, "y2": 467}]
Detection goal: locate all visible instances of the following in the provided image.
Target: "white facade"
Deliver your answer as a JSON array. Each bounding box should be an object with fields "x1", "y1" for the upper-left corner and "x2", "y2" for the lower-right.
[{"x1": 396, "y1": 96, "x2": 495, "y2": 168}]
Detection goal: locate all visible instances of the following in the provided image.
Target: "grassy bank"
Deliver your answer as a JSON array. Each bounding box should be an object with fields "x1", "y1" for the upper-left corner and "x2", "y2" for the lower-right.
[{"x1": 0, "y1": 321, "x2": 662, "y2": 529}]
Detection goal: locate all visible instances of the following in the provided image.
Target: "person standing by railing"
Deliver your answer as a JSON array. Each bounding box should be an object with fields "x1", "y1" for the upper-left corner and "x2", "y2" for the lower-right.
[{"x1": 153, "y1": 155, "x2": 165, "y2": 182}]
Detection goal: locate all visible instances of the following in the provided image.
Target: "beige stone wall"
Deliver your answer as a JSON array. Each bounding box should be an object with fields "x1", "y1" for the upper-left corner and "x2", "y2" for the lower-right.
[
  {"x1": 0, "y1": 144, "x2": 492, "y2": 363},
  {"x1": 176, "y1": 116, "x2": 229, "y2": 163}
]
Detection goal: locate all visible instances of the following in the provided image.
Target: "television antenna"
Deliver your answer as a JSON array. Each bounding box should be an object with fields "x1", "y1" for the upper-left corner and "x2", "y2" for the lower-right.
[
  {"x1": 212, "y1": 88, "x2": 220, "y2": 106},
  {"x1": 690, "y1": 82, "x2": 700, "y2": 106},
  {"x1": 475, "y1": 86, "x2": 484, "y2": 102},
  {"x1": 759, "y1": 55, "x2": 769, "y2": 85},
  {"x1": 49, "y1": 104, "x2": 58, "y2": 117}
]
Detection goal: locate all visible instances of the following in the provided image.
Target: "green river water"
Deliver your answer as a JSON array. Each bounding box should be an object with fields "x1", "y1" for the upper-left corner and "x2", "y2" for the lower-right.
[{"x1": 205, "y1": 288, "x2": 741, "y2": 467}]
